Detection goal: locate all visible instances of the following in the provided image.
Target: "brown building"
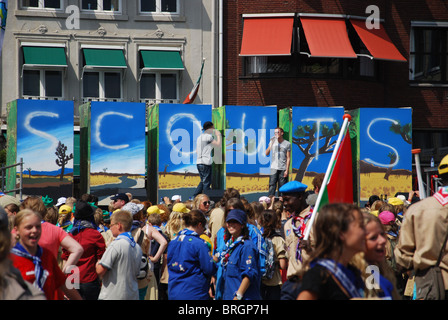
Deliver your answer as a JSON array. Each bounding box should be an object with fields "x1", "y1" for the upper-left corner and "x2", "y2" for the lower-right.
[{"x1": 222, "y1": 0, "x2": 448, "y2": 168}]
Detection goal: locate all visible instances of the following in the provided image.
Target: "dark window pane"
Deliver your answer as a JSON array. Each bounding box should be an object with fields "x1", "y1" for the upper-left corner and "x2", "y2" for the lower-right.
[
  {"x1": 23, "y1": 70, "x2": 40, "y2": 96},
  {"x1": 104, "y1": 72, "x2": 121, "y2": 98},
  {"x1": 83, "y1": 72, "x2": 99, "y2": 97},
  {"x1": 140, "y1": 74, "x2": 156, "y2": 99},
  {"x1": 103, "y1": 0, "x2": 119, "y2": 11},
  {"x1": 22, "y1": 0, "x2": 39, "y2": 8},
  {"x1": 161, "y1": 0, "x2": 176, "y2": 12},
  {"x1": 141, "y1": 0, "x2": 156, "y2": 12},
  {"x1": 45, "y1": 71, "x2": 62, "y2": 97},
  {"x1": 82, "y1": 0, "x2": 97, "y2": 10},
  {"x1": 44, "y1": 0, "x2": 60, "y2": 8},
  {"x1": 161, "y1": 74, "x2": 176, "y2": 99}
]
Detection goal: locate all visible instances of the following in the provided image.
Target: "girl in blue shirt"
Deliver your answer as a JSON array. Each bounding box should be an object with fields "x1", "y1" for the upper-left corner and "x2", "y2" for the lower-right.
[
  {"x1": 167, "y1": 209, "x2": 217, "y2": 300},
  {"x1": 217, "y1": 209, "x2": 261, "y2": 300}
]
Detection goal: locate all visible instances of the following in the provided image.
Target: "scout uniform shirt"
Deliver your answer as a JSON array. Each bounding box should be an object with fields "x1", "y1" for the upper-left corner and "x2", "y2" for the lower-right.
[
  {"x1": 394, "y1": 193, "x2": 448, "y2": 290},
  {"x1": 284, "y1": 206, "x2": 314, "y2": 279}
]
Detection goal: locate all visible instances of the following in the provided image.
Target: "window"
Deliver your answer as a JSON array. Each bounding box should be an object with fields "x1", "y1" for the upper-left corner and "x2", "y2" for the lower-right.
[
  {"x1": 82, "y1": 0, "x2": 120, "y2": 12},
  {"x1": 23, "y1": 70, "x2": 63, "y2": 98},
  {"x1": 22, "y1": 0, "x2": 61, "y2": 9},
  {"x1": 410, "y1": 27, "x2": 448, "y2": 83},
  {"x1": 83, "y1": 71, "x2": 122, "y2": 100},
  {"x1": 140, "y1": 0, "x2": 178, "y2": 14},
  {"x1": 140, "y1": 73, "x2": 178, "y2": 102},
  {"x1": 81, "y1": 47, "x2": 126, "y2": 100}
]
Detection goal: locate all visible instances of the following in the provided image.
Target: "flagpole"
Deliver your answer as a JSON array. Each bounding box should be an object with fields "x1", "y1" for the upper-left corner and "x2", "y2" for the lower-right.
[{"x1": 303, "y1": 114, "x2": 352, "y2": 241}]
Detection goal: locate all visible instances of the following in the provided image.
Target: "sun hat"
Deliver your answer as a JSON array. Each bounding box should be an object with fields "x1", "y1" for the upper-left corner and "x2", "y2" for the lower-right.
[
  {"x1": 226, "y1": 209, "x2": 247, "y2": 225},
  {"x1": 59, "y1": 204, "x2": 73, "y2": 215},
  {"x1": 122, "y1": 202, "x2": 144, "y2": 216},
  {"x1": 171, "y1": 195, "x2": 182, "y2": 202},
  {"x1": 147, "y1": 205, "x2": 165, "y2": 215},
  {"x1": 388, "y1": 197, "x2": 404, "y2": 206},
  {"x1": 55, "y1": 197, "x2": 67, "y2": 207},
  {"x1": 258, "y1": 196, "x2": 271, "y2": 204},
  {"x1": 439, "y1": 154, "x2": 448, "y2": 175},
  {"x1": 379, "y1": 211, "x2": 395, "y2": 225},
  {"x1": 172, "y1": 202, "x2": 190, "y2": 213}
]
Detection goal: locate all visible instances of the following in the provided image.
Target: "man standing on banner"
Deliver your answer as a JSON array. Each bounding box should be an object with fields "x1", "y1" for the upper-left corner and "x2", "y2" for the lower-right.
[
  {"x1": 266, "y1": 127, "x2": 291, "y2": 197},
  {"x1": 279, "y1": 180, "x2": 312, "y2": 300},
  {"x1": 395, "y1": 154, "x2": 448, "y2": 300},
  {"x1": 193, "y1": 121, "x2": 221, "y2": 198}
]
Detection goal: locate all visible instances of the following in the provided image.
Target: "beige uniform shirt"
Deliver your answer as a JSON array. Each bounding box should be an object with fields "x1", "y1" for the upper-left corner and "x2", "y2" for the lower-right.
[
  {"x1": 394, "y1": 196, "x2": 448, "y2": 289},
  {"x1": 209, "y1": 207, "x2": 225, "y2": 245},
  {"x1": 284, "y1": 206, "x2": 313, "y2": 279}
]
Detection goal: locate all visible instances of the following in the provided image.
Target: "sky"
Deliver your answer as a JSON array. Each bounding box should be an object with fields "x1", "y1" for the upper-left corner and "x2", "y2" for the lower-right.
[
  {"x1": 291, "y1": 106, "x2": 345, "y2": 174},
  {"x1": 158, "y1": 103, "x2": 212, "y2": 173},
  {"x1": 17, "y1": 99, "x2": 74, "y2": 173},
  {"x1": 90, "y1": 101, "x2": 146, "y2": 174},
  {"x1": 225, "y1": 105, "x2": 277, "y2": 175}
]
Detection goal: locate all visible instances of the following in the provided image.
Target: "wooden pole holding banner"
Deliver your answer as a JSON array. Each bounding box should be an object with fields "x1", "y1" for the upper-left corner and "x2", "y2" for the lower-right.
[
  {"x1": 303, "y1": 114, "x2": 351, "y2": 241},
  {"x1": 412, "y1": 148, "x2": 426, "y2": 200}
]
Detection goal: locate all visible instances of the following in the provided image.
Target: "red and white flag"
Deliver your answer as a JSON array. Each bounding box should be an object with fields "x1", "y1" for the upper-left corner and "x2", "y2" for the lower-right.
[{"x1": 183, "y1": 58, "x2": 205, "y2": 104}]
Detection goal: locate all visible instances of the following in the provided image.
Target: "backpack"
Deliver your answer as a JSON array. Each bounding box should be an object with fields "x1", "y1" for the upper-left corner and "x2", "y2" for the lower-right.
[
  {"x1": 136, "y1": 229, "x2": 149, "y2": 280},
  {"x1": 262, "y1": 233, "x2": 280, "y2": 280}
]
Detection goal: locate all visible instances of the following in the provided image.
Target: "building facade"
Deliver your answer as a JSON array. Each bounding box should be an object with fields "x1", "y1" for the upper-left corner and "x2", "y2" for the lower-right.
[
  {"x1": 1, "y1": 0, "x2": 217, "y2": 120},
  {"x1": 222, "y1": 0, "x2": 448, "y2": 167}
]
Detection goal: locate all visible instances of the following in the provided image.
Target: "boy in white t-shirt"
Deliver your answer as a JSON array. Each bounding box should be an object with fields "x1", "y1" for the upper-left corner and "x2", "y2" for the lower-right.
[{"x1": 96, "y1": 210, "x2": 142, "y2": 300}]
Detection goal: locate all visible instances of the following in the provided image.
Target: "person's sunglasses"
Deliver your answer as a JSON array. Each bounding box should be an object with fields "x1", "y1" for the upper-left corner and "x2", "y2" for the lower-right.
[{"x1": 203, "y1": 201, "x2": 211, "y2": 205}]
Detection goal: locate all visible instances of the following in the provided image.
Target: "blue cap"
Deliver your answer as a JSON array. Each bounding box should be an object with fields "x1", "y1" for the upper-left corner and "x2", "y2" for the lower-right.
[
  {"x1": 279, "y1": 181, "x2": 308, "y2": 194},
  {"x1": 226, "y1": 209, "x2": 247, "y2": 225}
]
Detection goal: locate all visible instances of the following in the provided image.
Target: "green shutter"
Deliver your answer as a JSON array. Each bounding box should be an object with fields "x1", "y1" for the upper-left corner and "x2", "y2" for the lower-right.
[
  {"x1": 83, "y1": 48, "x2": 127, "y2": 68},
  {"x1": 22, "y1": 46, "x2": 67, "y2": 67},
  {"x1": 140, "y1": 50, "x2": 184, "y2": 70}
]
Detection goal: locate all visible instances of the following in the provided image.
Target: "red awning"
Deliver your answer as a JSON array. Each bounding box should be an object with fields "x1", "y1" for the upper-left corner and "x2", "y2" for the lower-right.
[
  {"x1": 350, "y1": 19, "x2": 407, "y2": 62},
  {"x1": 240, "y1": 16, "x2": 294, "y2": 56},
  {"x1": 300, "y1": 17, "x2": 357, "y2": 58}
]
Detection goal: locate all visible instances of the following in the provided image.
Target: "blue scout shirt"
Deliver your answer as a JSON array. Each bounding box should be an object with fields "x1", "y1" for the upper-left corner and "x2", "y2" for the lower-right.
[
  {"x1": 221, "y1": 238, "x2": 261, "y2": 300},
  {"x1": 167, "y1": 229, "x2": 217, "y2": 300},
  {"x1": 213, "y1": 224, "x2": 265, "y2": 300}
]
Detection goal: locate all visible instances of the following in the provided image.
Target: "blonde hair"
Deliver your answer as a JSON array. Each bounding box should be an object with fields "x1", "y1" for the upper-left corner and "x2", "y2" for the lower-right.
[
  {"x1": 14, "y1": 209, "x2": 41, "y2": 229},
  {"x1": 350, "y1": 213, "x2": 401, "y2": 300},
  {"x1": 166, "y1": 211, "x2": 184, "y2": 240},
  {"x1": 111, "y1": 210, "x2": 133, "y2": 232}
]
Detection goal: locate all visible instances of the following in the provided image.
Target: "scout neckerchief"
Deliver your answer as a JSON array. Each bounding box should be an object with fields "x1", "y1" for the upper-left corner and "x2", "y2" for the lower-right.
[
  {"x1": 313, "y1": 258, "x2": 363, "y2": 299},
  {"x1": 115, "y1": 231, "x2": 136, "y2": 247},
  {"x1": 178, "y1": 228, "x2": 199, "y2": 237},
  {"x1": 220, "y1": 235, "x2": 244, "y2": 267},
  {"x1": 434, "y1": 186, "x2": 448, "y2": 206},
  {"x1": 11, "y1": 243, "x2": 45, "y2": 291},
  {"x1": 291, "y1": 208, "x2": 312, "y2": 262},
  {"x1": 71, "y1": 219, "x2": 97, "y2": 235}
]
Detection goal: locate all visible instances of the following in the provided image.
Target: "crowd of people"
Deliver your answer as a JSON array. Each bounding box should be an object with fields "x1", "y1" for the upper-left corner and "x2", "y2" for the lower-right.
[{"x1": 1, "y1": 154, "x2": 448, "y2": 300}]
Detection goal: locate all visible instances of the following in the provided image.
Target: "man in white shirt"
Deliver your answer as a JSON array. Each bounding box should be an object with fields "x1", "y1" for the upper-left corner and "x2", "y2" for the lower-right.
[
  {"x1": 193, "y1": 121, "x2": 221, "y2": 197},
  {"x1": 265, "y1": 127, "x2": 291, "y2": 197}
]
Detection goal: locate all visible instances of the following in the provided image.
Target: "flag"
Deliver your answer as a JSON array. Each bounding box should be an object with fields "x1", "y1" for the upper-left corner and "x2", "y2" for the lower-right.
[
  {"x1": 315, "y1": 124, "x2": 354, "y2": 213},
  {"x1": 0, "y1": 0, "x2": 7, "y2": 57},
  {"x1": 183, "y1": 58, "x2": 205, "y2": 104},
  {"x1": 304, "y1": 115, "x2": 353, "y2": 240}
]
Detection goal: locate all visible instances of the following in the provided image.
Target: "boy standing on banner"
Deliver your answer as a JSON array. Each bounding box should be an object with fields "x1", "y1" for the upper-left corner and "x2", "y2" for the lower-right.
[
  {"x1": 395, "y1": 154, "x2": 448, "y2": 300},
  {"x1": 266, "y1": 127, "x2": 291, "y2": 197},
  {"x1": 279, "y1": 180, "x2": 312, "y2": 300},
  {"x1": 96, "y1": 210, "x2": 142, "y2": 300},
  {"x1": 193, "y1": 121, "x2": 221, "y2": 197}
]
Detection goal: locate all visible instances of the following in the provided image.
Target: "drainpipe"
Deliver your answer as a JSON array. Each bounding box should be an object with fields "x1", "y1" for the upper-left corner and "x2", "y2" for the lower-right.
[{"x1": 218, "y1": 0, "x2": 223, "y2": 108}]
